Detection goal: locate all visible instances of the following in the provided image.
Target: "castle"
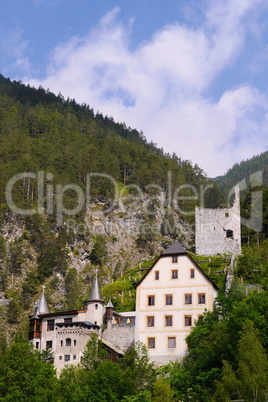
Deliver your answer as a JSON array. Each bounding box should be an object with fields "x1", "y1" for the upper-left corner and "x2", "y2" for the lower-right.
[{"x1": 29, "y1": 242, "x2": 218, "y2": 373}]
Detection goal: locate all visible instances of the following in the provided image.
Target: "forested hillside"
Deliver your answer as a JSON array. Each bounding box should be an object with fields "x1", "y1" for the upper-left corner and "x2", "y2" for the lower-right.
[
  {"x1": 1, "y1": 75, "x2": 268, "y2": 400},
  {"x1": 0, "y1": 74, "x2": 224, "y2": 337},
  {"x1": 214, "y1": 150, "x2": 268, "y2": 194}
]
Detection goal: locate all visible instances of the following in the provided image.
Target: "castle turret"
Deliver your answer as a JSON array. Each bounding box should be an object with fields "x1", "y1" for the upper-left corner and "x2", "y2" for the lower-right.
[
  {"x1": 85, "y1": 272, "x2": 105, "y2": 326},
  {"x1": 105, "y1": 299, "x2": 114, "y2": 322},
  {"x1": 29, "y1": 286, "x2": 49, "y2": 349}
]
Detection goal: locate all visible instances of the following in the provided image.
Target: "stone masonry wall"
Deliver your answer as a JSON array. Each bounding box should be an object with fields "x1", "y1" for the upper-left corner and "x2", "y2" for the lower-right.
[
  {"x1": 102, "y1": 323, "x2": 135, "y2": 353},
  {"x1": 195, "y1": 187, "x2": 241, "y2": 256}
]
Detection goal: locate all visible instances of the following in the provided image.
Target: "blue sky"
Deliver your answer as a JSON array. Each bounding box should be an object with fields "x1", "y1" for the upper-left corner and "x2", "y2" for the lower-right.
[{"x1": 1, "y1": 0, "x2": 268, "y2": 177}]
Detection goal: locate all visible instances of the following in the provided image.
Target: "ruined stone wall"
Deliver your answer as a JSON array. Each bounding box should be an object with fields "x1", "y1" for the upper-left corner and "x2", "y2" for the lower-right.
[
  {"x1": 195, "y1": 187, "x2": 241, "y2": 256},
  {"x1": 102, "y1": 323, "x2": 135, "y2": 353}
]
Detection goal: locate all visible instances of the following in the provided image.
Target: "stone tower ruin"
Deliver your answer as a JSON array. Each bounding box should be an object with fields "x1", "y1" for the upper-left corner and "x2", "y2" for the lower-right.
[{"x1": 195, "y1": 187, "x2": 241, "y2": 256}]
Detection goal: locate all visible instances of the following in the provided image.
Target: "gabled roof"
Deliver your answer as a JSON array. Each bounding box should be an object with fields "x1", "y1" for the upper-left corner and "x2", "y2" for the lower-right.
[
  {"x1": 136, "y1": 241, "x2": 218, "y2": 290},
  {"x1": 161, "y1": 241, "x2": 187, "y2": 256}
]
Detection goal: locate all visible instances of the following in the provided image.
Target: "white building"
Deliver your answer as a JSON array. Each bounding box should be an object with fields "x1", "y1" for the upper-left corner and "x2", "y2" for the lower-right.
[
  {"x1": 135, "y1": 242, "x2": 218, "y2": 365},
  {"x1": 29, "y1": 242, "x2": 218, "y2": 372}
]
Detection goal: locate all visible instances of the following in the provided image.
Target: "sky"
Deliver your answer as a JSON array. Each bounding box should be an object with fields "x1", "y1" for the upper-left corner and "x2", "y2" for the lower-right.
[{"x1": 1, "y1": 0, "x2": 268, "y2": 178}]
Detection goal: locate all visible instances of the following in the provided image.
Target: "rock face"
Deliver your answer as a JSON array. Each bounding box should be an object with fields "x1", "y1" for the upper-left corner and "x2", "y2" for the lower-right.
[
  {"x1": 0, "y1": 198, "x2": 193, "y2": 313},
  {"x1": 66, "y1": 197, "x2": 193, "y2": 278}
]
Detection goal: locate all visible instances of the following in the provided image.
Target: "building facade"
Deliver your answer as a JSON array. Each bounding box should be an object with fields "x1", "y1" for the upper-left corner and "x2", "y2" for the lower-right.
[
  {"x1": 135, "y1": 242, "x2": 218, "y2": 365},
  {"x1": 29, "y1": 242, "x2": 218, "y2": 372}
]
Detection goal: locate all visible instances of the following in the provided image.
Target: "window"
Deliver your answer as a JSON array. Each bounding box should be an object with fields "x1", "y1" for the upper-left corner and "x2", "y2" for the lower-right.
[
  {"x1": 165, "y1": 294, "x2": 173, "y2": 305},
  {"x1": 66, "y1": 338, "x2": 71, "y2": 347},
  {"x1": 74, "y1": 340, "x2": 76, "y2": 346},
  {"x1": 198, "y1": 293, "x2": 206, "y2": 304},
  {"x1": 35, "y1": 342, "x2": 39, "y2": 349},
  {"x1": 148, "y1": 295, "x2": 155, "y2": 306},
  {"x1": 47, "y1": 319, "x2": 54, "y2": 331},
  {"x1": 225, "y1": 212, "x2": 229, "y2": 217},
  {"x1": 168, "y1": 337, "x2": 176, "y2": 348},
  {"x1": 184, "y1": 315, "x2": 192, "y2": 326},
  {"x1": 165, "y1": 315, "x2": 173, "y2": 326},
  {"x1": 46, "y1": 341, "x2": 52, "y2": 349},
  {"x1": 36, "y1": 323, "x2": 41, "y2": 332},
  {"x1": 59, "y1": 356, "x2": 62, "y2": 360},
  {"x1": 148, "y1": 338, "x2": 155, "y2": 349},
  {"x1": 73, "y1": 355, "x2": 76, "y2": 360},
  {"x1": 171, "y1": 270, "x2": 178, "y2": 279},
  {"x1": 64, "y1": 355, "x2": 70, "y2": 362},
  {"x1": 226, "y1": 229, "x2": 233, "y2": 239},
  {"x1": 190, "y1": 269, "x2": 195, "y2": 278},
  {"x1": 185, "y1": 294, "x2": 192, "y2": 304},
  {"x1": 155, "y1": 271, "x2": 159, "y2": 280},
  {"x1": 172, "y1": 256, "x2": 178, "y2": 263},
  {"x1": 95, "y1": 304, "x2": 98, "y2": 309},
  {"x1": 64, "y1": 318, "x2": 72, "y2": 323},
  {"x1": 60, "y1": 340, "x2": 63, "y2": 347},
  {"x1": 147, "y1": 316, "x2": 155, "y2": 327}
]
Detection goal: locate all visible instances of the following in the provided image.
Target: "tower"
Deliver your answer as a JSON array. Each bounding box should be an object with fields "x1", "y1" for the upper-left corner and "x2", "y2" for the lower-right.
[
  {"x1": 29, "y1": 285, "x2": 49, "y2": 350},
  {"x1": 84, "y1": 272, "x2": 105, "y2": 326},
  {"x1": 105, "y1": 299, "x2": 114, "y2": 322}
]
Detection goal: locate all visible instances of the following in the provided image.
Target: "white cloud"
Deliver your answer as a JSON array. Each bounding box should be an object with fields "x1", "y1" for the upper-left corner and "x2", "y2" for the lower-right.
[
  {"x1": 25, "y1": 0, "x2": 268, "y2": 177},
  {"x1": 0, "y1": 28, "x2": 31, "y2": 75}
]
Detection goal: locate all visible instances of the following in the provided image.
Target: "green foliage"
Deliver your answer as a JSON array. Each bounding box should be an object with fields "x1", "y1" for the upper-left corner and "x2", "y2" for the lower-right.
[
  {"x1": 81, "y1": 333, "x2": 107, "y2": 370},
  {"x1": 214, "y1": 321, "x2": 268, "y2": 402},
  {"x1": 24, "y1": 215, "x2": 69, "y2": 280},
  {"x1": 151, "y1": 378, "x2": 175, "y2": 401},
  {"x1": 6, "y1": 291, "x2": 23, "y2": 324},
  {"x1": 122, "y1": 341, "x2": 157, "y2": 394},
  {"x1": 214, "y1": 150, "x2": 268, "y2": 194},
  {"x1": 0, "y1": 337, "x2": 57, "y2": 401},
  {"x1": 21, "y1": 271, "x2": 40, "y2": 309},
  {"x1": 59, "y1": 341, "x2": 156, "y2": 401},
  {"x1": 164, "y1": 289, "x2": 268, "y2": 401},
  {"x1": 65, "y1": 268, "x2": 81, "y2": 310},
  {"x1": 9, "y1": 238, "x2": 26, "y2": 275},
  {"x1": 90, "y1": 235, "x2": 108, "y2": 266}
]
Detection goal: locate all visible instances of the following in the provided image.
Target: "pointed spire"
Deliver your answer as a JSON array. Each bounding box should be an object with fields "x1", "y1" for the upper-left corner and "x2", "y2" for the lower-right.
[
  {"x1": 88, "y1": 270, "x2": 102, "y2": 301},
  {"x1": 32, "y1": 285, "x2": 49, "y2": 318},
  {"x1": 106, "y1": 299, "x2": 114, "y2": 309}
]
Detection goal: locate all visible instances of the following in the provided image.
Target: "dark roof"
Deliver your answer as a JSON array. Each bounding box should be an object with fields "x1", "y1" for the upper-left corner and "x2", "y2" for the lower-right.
[
  {"x1": 56, "y1": 321, "x2": 99, "y2": 329},
  {"x1": 161, "y1": 241, "x2": 187, "y2": 255},
  {"x1": 136, "y1": 241, "x2": 218, "y2": 290},
  {"x1": 40, "y1": 309, "x2": 86, "y2": 318}
]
